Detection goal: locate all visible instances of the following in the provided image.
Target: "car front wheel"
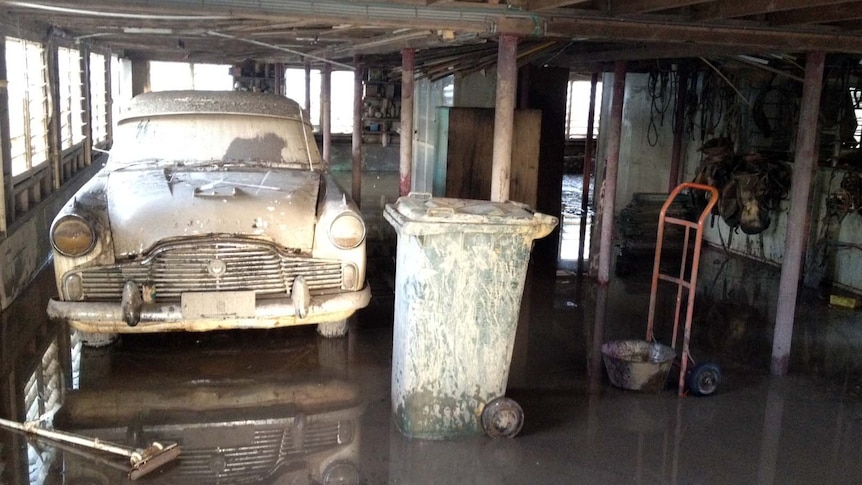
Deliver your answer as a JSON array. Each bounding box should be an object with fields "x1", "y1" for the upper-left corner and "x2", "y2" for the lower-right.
[
  {"x1": 316, "y1": 319, "x2": 349, "y2": 338},
  {"x1": 76, "y1": 330, "x2": 119, "y2": 348}
]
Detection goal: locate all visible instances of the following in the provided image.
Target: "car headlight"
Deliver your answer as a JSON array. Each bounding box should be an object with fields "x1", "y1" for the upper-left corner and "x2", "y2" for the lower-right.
[
  {"x1": 329, "y1": 213, "x2": 365, "y2": 249},
  {"x1": 51, "y1": 215, "x2": 96, "y2": 257},
  {"x1": 322, "y1": 461, "x2": 359, "y2": 485}
]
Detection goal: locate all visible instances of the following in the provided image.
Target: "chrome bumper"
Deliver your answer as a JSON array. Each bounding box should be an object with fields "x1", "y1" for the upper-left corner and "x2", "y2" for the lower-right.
[{"x1": 46, "y1": 285, "x2": 371, "y2": 333}]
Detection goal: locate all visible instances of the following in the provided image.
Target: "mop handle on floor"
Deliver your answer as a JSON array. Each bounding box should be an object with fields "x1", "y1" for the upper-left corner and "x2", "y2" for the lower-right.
[
  {"x1": 0, "y1": 416, "x2": 139, "y2": 458},
  {"x1": 0, "y1": 416, "x2": 180, "y2": 479}
]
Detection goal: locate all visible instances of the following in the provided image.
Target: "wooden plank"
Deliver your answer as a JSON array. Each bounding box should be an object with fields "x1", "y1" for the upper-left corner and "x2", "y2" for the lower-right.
[
  {"x1": 509, "y1": 110, "x2": 542, "y2": 207},
  {"x1": 521, "y1": 65, "x2": 566, "y2": 272},
  {"x1": 444, "y1": 108, "x2": 495, "y2": 200},
  {"x1": 443, "y1": 107, "x2": 542, "y2": 204}
]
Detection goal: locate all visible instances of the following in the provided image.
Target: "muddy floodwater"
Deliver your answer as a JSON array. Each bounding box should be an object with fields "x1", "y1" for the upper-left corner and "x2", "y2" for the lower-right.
[{"x1": 1, "y1": 173, "x2": 861, "y2": 484}]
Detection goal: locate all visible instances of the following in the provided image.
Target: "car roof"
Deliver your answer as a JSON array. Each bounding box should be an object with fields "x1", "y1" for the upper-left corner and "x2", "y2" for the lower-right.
[{"x1": 120, "y1": 90, "x2": 307, "y2": 123}]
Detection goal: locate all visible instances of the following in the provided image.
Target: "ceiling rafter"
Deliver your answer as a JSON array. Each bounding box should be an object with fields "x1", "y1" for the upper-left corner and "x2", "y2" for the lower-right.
[
  {"x1": 5, "y1": 0, "x2": 862, "y2": 68},
  {"x1": 768, "y1": 2, "x2": 862, "y2": 25},
  {"x1": 545, "y1": 16, "x2": 862, "y2": 53},
  {"x1": 525, "y1": 0, "x2": 593, "y2": 12},
  {"x1": 691, "y1": 0, "x2": 860, "y2": 21},
  {"x1": 610, "y1": 0, "x2": 712, "y2": 15},
  {"x1": 556, "y1": 42, "x2": 762, "y2": 65}
]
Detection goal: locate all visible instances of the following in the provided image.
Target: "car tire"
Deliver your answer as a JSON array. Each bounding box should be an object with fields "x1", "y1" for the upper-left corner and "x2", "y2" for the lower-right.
[
  {"x1": 317, "y1": 319, "x2": 349, "y2": 338},
  {"x1": 77, "y1": 331, "x2": 119, "y2": 348}
]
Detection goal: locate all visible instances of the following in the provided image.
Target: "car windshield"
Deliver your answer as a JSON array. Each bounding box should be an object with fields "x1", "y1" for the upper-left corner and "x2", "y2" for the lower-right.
[{"x1": 107, "y1": 113, "x2": 324, "y2": 171}]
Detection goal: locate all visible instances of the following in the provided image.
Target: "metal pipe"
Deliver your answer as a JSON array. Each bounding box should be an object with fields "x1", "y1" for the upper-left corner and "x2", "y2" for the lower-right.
[
  {"x1": 597, "y1": 61, "x2": 626, "y2": 285},
  {"x1": 771, "y1": 51, "x2": 825, "y2": 376},
  {"x1": 321, "y1": 62, "x2": 332, "y2": 163},
  {"x1": 578, "y1": 72, "x2": 598, "y2": 276},
  {"x1": 491, "y1": 33, "x2": 518, "y2": 203},
  {"x1": 400, "y1": 48, "x2": 415, "y2": 196},
  {"x1": 352, "y1": 55, "x2": 363, "y2": 207},
  {"x1": 207, "y1": 31, "x2": 355, "y2": 70},
  {"x1": 668, "y1": 69, "x2": 688, "y2": 192}
]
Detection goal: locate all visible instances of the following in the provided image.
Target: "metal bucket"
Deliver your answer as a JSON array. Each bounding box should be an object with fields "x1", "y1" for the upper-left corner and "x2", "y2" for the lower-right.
[{"x1": 601, "y1": 340, "x2": 676, "y2": 392}]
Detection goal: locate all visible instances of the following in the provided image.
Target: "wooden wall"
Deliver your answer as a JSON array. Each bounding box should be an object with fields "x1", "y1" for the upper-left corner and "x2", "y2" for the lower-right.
[{"x1": 442, "y1": 107, "x2": 542, "y2": 206}]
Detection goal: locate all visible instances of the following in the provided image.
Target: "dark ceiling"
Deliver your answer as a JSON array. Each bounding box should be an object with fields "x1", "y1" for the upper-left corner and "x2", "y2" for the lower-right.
[{"x1": 3, "y1": 0, "x2": 862, "y2": 75}]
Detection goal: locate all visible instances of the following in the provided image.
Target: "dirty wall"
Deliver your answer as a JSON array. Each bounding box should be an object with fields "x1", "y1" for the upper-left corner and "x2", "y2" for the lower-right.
[{"x1": 595, "y1": 70, "x2": 862, "y2": 295}]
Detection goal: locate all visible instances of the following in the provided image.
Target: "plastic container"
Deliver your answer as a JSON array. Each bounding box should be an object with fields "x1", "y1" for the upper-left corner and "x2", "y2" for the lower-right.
[
  {"x1": 601, "y1": 340, "x2": 676, "y2": 392},
  {"x1": 384, "y1": 194, "x2": 557, "y2": 439}
]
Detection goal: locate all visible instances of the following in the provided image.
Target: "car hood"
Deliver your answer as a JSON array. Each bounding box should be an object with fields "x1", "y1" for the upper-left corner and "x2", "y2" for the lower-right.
[{"x1": 106, "y1": 169, "x2": 320, "y2": 257}]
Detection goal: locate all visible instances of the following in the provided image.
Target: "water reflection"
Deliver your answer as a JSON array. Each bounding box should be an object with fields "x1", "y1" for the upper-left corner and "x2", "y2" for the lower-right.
[
  {"x1": 560, "y1": 174, "x2": 594, "y2": 268},
  {"x1": 0, "y1": 271, "x2": 366, "y2": 485},
  {"x1": 3, "y1": 234, "x2": 862, "y2": 484},
  {"x1": 55, "y1": 373, "x2": 363, "y2": 484}
]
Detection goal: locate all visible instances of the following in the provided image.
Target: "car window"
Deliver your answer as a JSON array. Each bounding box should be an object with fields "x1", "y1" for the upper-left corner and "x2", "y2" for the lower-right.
[{"x1": 108, "y1": 113, "x2": 324, "y2": 171}]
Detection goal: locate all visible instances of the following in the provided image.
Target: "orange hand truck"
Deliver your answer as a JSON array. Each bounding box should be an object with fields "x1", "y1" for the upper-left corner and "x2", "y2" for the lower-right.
[{"x1": 646, "y1": 182, "x2": 721, "y2": 397}]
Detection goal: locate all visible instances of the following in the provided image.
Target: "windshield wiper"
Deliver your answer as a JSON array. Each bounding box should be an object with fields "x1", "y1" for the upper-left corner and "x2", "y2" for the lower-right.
[{"x1": 105, "y1": 158, "x2": 172, "y2": 172}]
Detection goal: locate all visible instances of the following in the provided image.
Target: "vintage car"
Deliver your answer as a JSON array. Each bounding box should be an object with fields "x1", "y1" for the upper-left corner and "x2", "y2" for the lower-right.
[{"x1": 47, "y1": 91, "x2": 369, "y2": 341}]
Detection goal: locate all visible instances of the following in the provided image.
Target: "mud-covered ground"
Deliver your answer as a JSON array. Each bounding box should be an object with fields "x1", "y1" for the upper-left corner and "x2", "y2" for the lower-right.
[{"x1": 2, "y1": 173, "x2": 861, "y2": 484}]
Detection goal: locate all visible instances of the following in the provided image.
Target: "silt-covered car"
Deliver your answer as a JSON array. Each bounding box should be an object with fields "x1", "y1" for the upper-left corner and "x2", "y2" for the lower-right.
[{"x1": 47, "y1": 91, "x2": 369, "y2": 340}]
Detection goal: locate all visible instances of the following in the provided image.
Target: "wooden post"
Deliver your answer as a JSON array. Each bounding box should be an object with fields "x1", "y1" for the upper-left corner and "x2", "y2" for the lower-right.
[
  {"x1": 321, "y1": 62, "x2": 331, "y2": 163},
  {"x1": 668, "y1": 69, "x2": 689, "y2": 192},
  {"x1": 400, "y1": 48, "x2": 415, "y2": 197},
  {"x1": 104, "y1": 54, "x2": 113, "y2": 148},
  {"x1": 274, "y1": 62, "x2": 284, "y2": 96},
  {"x1": 597, "y1": 61, "x2": 626, "y2": 286},
  {"x1": 352, "y1": 56, "x2": 363, "y2": 207},
  {"x1": 490, "y1": 33, "x2": 518, "y2": 203},
  {"x1": 130, "y1": 58, "x2": 149, "y2": 96},
  {"x1": 45, "y1": 41, "x2": 62, "y2": 189},
  {"x1": 80, "y1": 46, "x2": 93, "y2": 167},
  {"x1": 771, "y1": 51, "x2": 825, "y2": 376},
  {"x1": 578, "y1": 72, "x2": 599, "y2": 276},
  {"x1": 0, "y1": 36, "x2": 11, "y2": 231},
  {"x1": 304, "y1": 60, "x2": 311, "y2": 115}
]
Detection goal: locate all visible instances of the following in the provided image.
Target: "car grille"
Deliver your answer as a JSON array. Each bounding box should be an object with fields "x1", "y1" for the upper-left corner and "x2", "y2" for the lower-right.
[
  {"x1": 176, "y1": 420, "x2": 347, "y2": 484},
  {"x1": 75, "y1": 240, "x2": 344, "y2": 301}
]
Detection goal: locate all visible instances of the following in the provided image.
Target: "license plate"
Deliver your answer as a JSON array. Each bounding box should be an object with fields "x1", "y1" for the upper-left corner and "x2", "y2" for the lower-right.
[{"x1": 181, "y1": 291, "x2": 255, "y2": 319}]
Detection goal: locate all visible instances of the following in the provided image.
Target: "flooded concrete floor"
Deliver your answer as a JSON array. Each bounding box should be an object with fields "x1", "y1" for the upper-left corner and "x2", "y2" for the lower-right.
[{"x1": 2, "y1": 172, "x2": 862, "y2": 484}]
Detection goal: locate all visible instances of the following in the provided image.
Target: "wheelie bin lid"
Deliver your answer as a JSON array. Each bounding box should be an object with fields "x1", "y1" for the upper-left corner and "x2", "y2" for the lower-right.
[{"x1": 384, "y1": 193, "x2": 558, "y2": 238}]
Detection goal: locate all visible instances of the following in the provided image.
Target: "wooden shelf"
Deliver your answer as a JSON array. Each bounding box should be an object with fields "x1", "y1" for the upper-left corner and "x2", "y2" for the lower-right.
[{"x1": 362, "y1": 68, "x2": 400, "y2": 146}]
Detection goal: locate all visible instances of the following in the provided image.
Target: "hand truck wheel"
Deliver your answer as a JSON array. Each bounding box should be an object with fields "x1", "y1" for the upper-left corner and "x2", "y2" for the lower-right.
[{"x1": 686, "y1": 362, "x2": 721, "y2": 397}]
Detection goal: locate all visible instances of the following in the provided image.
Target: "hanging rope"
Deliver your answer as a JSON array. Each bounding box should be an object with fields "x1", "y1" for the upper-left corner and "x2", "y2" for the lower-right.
[{"x1": 647, "y1": 70, "x2": 675, "y2": 147}]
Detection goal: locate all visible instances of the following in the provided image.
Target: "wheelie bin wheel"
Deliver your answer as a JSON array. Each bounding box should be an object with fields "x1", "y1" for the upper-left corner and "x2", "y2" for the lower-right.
[
  {"x1": 686, "y1": 362, "x2": 721, "y2": 396},
  {"x1": 481, "y1": 397, "x2": 524, "y2": 438}
]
